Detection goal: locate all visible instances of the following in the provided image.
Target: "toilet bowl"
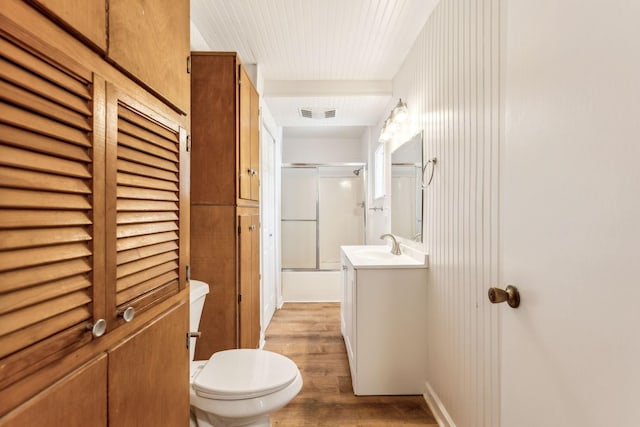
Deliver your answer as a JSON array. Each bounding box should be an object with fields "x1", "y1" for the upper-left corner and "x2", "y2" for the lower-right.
[{"x1": 189, "y1": 280, "x2": 302, "y2": 427}]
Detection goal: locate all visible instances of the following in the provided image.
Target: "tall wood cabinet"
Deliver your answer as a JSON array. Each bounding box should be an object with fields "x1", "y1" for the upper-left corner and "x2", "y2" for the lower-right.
[
  {"x1": 191, "y1": 52, "x2": 261, "y2": 358},
  {"x1": 0, "y1": 1, "x2": 190, "y2": 424}
]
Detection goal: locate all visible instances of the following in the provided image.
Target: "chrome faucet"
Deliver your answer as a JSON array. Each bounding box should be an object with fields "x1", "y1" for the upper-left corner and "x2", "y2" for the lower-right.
[{"x1": 380, "y1": 234, "x2": 401, "y2": 255}]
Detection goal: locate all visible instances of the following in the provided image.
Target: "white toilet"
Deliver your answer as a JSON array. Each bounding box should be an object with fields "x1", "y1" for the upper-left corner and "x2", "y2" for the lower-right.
[{"x1": 189, "y1": 280, "x2": 303, "y2": 427}]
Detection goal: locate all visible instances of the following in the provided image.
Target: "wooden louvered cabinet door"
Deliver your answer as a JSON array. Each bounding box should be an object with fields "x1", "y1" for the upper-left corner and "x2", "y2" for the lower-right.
[
  {"x1": 104, "y1": 84, "x2": 187, "y2": 329},
  {"x1": 0, "y1": 32, "x2": 105, "y2": 388}
]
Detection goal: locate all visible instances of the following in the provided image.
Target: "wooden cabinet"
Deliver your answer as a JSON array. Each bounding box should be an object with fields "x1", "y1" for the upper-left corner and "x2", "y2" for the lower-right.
[
  {"x1": 108, "y1": 302, "x2": 189, "y2": 426},
  {"x1": 0, "y1": 355, "x2": 107, "y2": 426},
  {"x1": 239, "y1": 65, "x2": 260, "y2": 202},
  {"x1": 1, "y1": 303, "x2": 189, "y2": 427},
  {"x1": 0, "y1": 25, "x2": 106, "y2": 387},
  {"x1": 238, "y1": 209, "x2": 260, "y2": 349},
  {"x1": 0, "y1": 1, "x2": 190, "y2": 422},
  {"x1": 28, "y1": 0, "x2": 107, "y2": 51},
  {"x1": 108, "y1": 0, "x2": 190, "y2": 113},
  {"x1": 191, "y1": 52, "x2": 261, "y2": 357},
  {"x1": 190, "y1": 206, "x2": 261, "y2": 357},
  {"x1": 25, "y1": 0, "x2": 190, "y2": 112},
  {"x1": 191, "y1": 52, "x2": 260, "y2": 205}
]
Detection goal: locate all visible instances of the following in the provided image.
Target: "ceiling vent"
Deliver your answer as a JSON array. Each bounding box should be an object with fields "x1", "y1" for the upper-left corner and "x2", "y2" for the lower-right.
[{"x1": 298, "y1": 108, "x2": 337, "y2": 119}]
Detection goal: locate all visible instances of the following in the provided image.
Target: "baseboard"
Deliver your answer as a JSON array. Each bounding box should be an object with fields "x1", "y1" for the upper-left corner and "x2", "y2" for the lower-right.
[{"x1": 423, "y1": 382, "x2": 456, "y2": 427}]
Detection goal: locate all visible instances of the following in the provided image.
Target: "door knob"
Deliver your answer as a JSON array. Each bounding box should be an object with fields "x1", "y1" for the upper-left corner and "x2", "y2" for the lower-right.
[{"x1": 488, "y1": 285, "x2": 520, "y2": 308}]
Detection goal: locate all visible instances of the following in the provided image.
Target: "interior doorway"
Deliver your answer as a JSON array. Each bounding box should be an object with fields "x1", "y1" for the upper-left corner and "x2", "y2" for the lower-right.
[{"x1": 260, "y1": 127, "x2": 277, "y2": 333}]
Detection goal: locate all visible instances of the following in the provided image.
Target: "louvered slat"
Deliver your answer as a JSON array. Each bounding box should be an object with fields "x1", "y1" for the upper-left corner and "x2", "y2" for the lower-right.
[
  {"x1": 0, "y1": 210, "x2": 91, "y2": 229},
  {"x1": 117, "y1": 130, "x2": 178, "y2": 160},
  {"x1": 0, "y1": 258, "x2": 91, "y2": 293},
  {"x1": 111, "y1": 100, "x2": 181, "y2": 314},
  {"x1": 117, "y1": 241, "x2": 178, "y2": 264},
  {"x1": 0, "y1": 166, "x2": 91, "y2": 194},
  {"x1": 117, "y1": 172, "x2": 179, "y2": 192},
  {"x1": 0, "y1": 308, "x2": 91, "y2": 360},
  {"x1": 0, "y1": 35, "x2": 96, "y2": 378},
  {"x1": 0, "y1": 276, "x2": 91, "y2": 315},
  {"x1": 0, "y1": 227, "x2": 90, "y2": 251},
  {"x1": 116, "y1": 274, "x2": 179, "y2": 307},
  {"x1": 117, "y1": 199, "x2": 179, "y2": 212},
  {"x1": 118, "y1": 146, "x2": 178, "y2": 172},
  {"x1": 0, "y1": 80, "x2": 91, "y2": 130},
  {"x1": 0, "y1": 145, "x2": 91, "y2": 177},
  {"x1": 116, "y1": 231, "x2": 179, "y2": 252},
  {"x1": 0, "y1": 101, "x2": 91, "y2": 147},
  {"x1": 117, "y1": 211, "x2": 178, "y2": 224},
  {"x1": 117, "y1": 159, "x2": 178, "y2": 182},
  {"x1": 116, "y1": 261, "x2": 178, "y2": 293},
  {"x1": 0, "y1": 292, "x2": 91, "y2": 336},
  {"x1": 0, "y1": 124, "x2": 91, "y2": 162},
  {"x1": 118, "y1": 106, "x2": 178, "y2": 145},
  {"x1": 0, "y1": 58, "x2": 91, "y2": 114},
  {"x1": 0, "y1": 38, "x2": 90, "y2": 99},
  {"x1": 0, "y1": 188, "x2": 91, "y2": 209}
]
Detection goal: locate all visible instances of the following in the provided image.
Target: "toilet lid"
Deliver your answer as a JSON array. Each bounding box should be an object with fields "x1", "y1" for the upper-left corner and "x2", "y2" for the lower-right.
[{"x1": 193, "y1": 349, "x2": 300, "y2": 400}]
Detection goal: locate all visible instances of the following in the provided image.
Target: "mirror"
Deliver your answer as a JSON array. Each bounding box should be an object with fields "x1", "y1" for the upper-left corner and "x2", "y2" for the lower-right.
[
  {"x1": 373, "y1": 144, "x2": 385, "y2": 200},
  {"x1": 391, "y1": 131, "x2": 423, "y2": 242}
]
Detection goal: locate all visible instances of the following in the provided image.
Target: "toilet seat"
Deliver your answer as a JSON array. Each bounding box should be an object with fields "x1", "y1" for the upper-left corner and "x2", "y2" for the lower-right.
[{"x1": 193, "y1": 349, "x2": 299, "y2": 401}]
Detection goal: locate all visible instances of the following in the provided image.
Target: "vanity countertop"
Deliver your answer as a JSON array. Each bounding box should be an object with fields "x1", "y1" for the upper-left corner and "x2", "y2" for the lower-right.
[{"x1": 341, "y1": 245, "x2": 428, "y2": 269}]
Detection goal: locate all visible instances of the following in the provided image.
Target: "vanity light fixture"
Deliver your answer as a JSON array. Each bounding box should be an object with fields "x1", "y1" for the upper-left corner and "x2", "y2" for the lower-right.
[
  {"x1": 391, "y1": 98, "x2": 408, "y2": 123},
  {"x1": 378, "y1": 98, "x2": 408, "y2": 142}
]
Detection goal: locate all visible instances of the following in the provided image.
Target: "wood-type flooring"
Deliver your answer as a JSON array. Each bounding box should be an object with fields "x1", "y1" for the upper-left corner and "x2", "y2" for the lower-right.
[{"x1": 264, "y1": 303, "x2": 438, "y2": 426}]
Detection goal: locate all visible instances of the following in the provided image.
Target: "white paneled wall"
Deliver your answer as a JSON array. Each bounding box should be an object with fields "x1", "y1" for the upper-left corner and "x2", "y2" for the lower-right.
[{"x1": 386, "y1": 0, "x2": 502, "y2": 425}]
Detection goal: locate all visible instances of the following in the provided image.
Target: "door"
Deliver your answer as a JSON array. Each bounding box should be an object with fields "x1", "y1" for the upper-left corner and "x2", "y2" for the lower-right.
[
  {"x1": 238, "y1": 210, "x2": 260, "y2": 349},
  {"x1": 500, "y1": 1, "x2": 640, "y2": 425},
  {"x1": 261, "y1": 128, "x2": 277, "y2": 329},
  {"x1": 238, "y1": 65, "x2": 259, "y2": 202},
  {"x1": 0, "y1": 355, "x2": 107, "y2": 426},
  {"x1": 108, "y1": 302, "x2": 189, "y2": 426},
  {"x1": 318, "y1": 168, "x2": 365, "y2": 269},
  {"x1": 105, "y1": 84, "x2": 186, "y2": 328}
]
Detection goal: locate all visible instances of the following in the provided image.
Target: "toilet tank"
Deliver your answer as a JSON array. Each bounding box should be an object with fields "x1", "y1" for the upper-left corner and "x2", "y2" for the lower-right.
[{"x1": 189, "y1": 280, "x2": 209, "y2": 362}]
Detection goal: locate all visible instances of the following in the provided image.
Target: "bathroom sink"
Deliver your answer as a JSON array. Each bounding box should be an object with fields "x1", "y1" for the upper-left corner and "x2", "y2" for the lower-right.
[
  {"x1": 356, "y1": 249, "x2": 397, "y2": 261},
  {"x1": 341, "y1": 245, "x2": 427, "y2": 268}
]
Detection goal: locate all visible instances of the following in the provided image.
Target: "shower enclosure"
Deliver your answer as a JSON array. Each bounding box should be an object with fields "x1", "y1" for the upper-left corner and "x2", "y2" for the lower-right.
[{"x1": 281, "y1": 164, "x2": 366, "y2": 300}]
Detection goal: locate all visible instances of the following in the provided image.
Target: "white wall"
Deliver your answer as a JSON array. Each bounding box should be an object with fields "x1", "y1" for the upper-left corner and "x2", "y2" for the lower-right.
[
  {"x1": 282, "y1": 137, "x2": 364, "y2": 164},
  {"x1": 368, "y1": 0, "x2": 502, "y2": 425}
]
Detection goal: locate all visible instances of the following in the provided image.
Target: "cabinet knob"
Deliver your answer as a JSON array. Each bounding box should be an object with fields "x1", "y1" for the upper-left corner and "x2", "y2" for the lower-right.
[
  {"x1": 89, "y1": 319, "x2": 107, "y2": 337},
  {"x1": 119, "y1": 306, "x2": 136, "y2": 322}
]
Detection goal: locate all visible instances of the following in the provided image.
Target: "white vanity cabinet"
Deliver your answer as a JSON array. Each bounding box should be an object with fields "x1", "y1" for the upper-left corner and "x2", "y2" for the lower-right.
[{"x1": 340, "y1": 246, "x2": 428, "y2": 395}]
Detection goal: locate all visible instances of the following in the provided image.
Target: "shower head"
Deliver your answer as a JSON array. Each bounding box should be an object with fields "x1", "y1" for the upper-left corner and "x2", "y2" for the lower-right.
[{"x1": 353, "y1": 168, "x2": 362, "y2": 176}]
